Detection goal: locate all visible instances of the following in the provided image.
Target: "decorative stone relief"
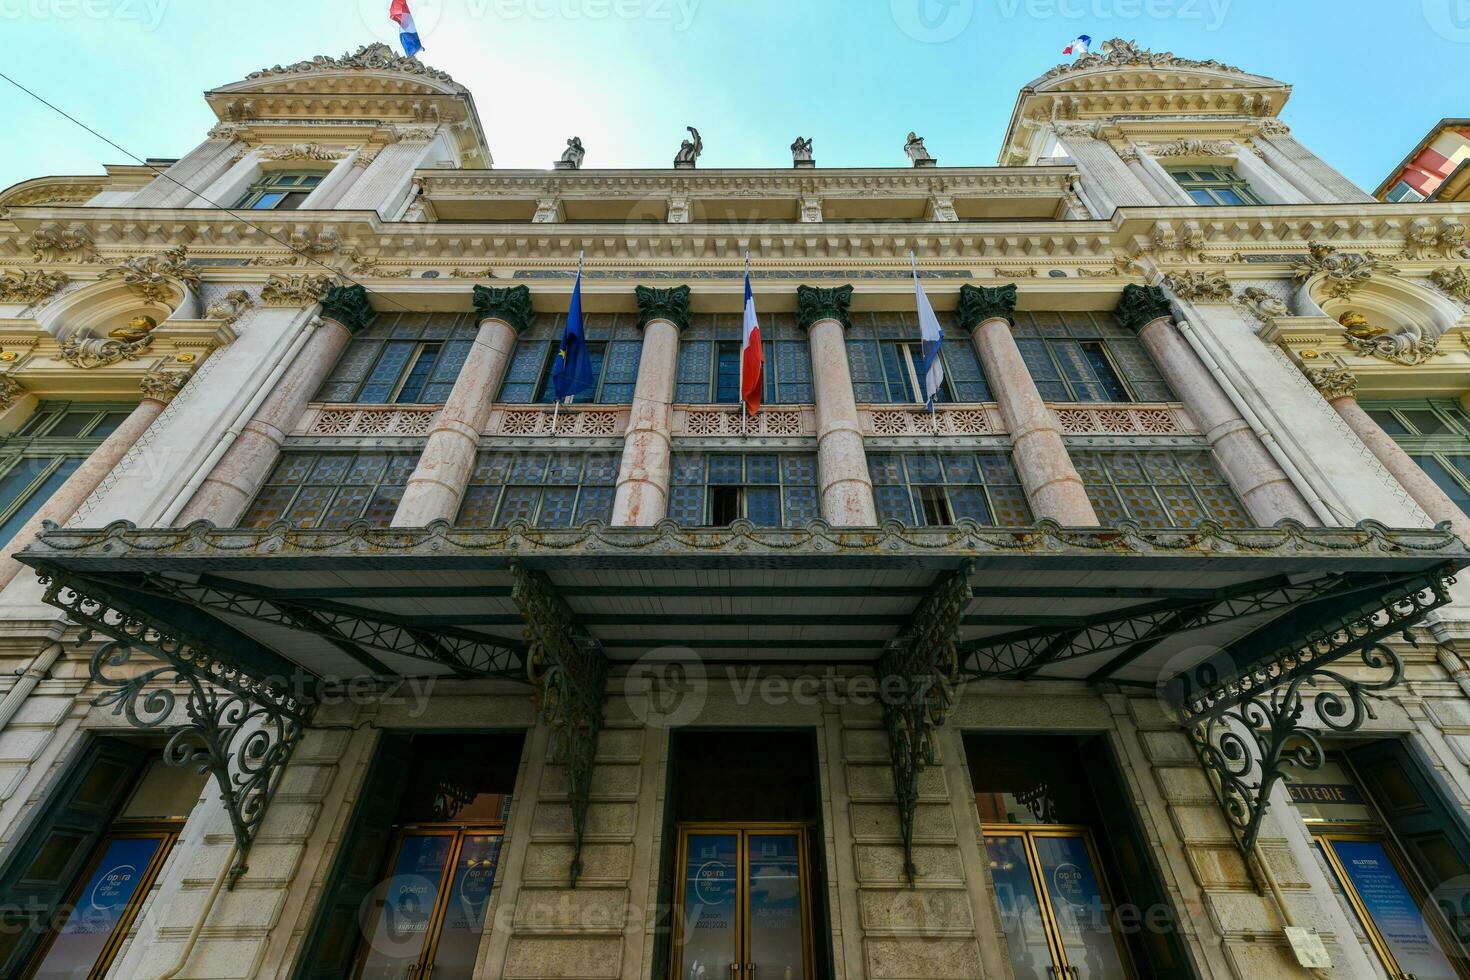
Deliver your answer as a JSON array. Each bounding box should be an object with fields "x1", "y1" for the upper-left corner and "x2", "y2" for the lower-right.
[
  {"x1": 1304, "y1": 364, "x2": 1357, "y2": 401},
  {"x1": 800, "y1": 196, "x2": 824, "y2": 223},
  {"x1": 206, "y1": 123, "x2": 244, "y2": 141},
  {"x1": 0, "y1": 269, "x2": 68, "y2": 305},
  {"x1": 260, "y1": 274, "x2": 337, "y2": 306},
  {"x1": 1400, "y1": 219, "x2": 1470, "y2": 261},
  {"x1": 1257, "y1": 119, "x2": 1291, "y2": 137},
  {"x1": 1163, "y1": 270, "x2": 1233, "y2": 304},
  {"x1": 927, "y1": 194, "x2": 958, "y2": 222},
  {"x1": 1338, "y1": 311, "x2": 1440, "y2": 367},
  {"x1": 59, "y1": 316, "x2": 158, "y2": 369},
  {"x1": 258, "y1": 143, "x2": 347, "y2": 162},
  {"x1": 245, "y1": 43, "x2": 461, "y2": 88},
  {"x1": 1040, "y1": 37, "x2": 1245, "y2": 79},
  {"x1": 1293, "y1": 243, "x2": 1399, "y2": 301},
  {"x1": 139, "y1": 371, "x2": 191, "y2": 404},
  {"x1": 667, "y1": 194, "x2": 691, "y2": 224},
  {"x1": 1238, "y1": 286, "x2": 1290, "y2": 324},
  {"x1": 288, "y1": 229, "x2": 342, "y2": 257},
  {"x1": 319, "y1": 285, "x2": 376, "y2": 334},
  {"x1": 29, "y1": 224, "x2": 96, "y2": 263},
  {"x1": 0, "y1": 375, "x2": 23, "y2": 410},
  {"x1": 1428, "y1": 267, "x2": 1470, "y2": 304},
  {"x1": 101, "y1": 247, "x2": 200, "y2": 304},
  {"x1": 1149, "y1": 139, "x2": 1237, "y2": 158},
  {"x1": 205, "y1": 290, "x2": 254, "y2": 327},
  {"x1": 532, "y1": 197, "x2": 562, "y2": 223}
]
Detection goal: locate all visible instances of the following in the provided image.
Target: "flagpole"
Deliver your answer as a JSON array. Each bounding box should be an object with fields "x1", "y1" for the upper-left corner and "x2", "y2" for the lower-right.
[{"x1": 742, "y1": 249, "x2": 751, "y2": 439}]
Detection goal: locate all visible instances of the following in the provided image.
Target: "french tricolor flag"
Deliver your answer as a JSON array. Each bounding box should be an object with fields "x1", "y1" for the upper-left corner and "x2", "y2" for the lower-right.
[
  {"x1": 741, "y1": 269, "x2": 764, "y2": 416},
  {"x1": 1063, "y1": 34, "x2": 1091, "y2": 56},
  {"x1": 390, "y1": 0, "x2": 423, "y2": 57}
]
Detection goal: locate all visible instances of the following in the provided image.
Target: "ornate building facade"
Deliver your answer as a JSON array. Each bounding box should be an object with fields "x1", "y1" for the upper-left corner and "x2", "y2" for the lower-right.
[{"x1": 1, "y1": 38, "x2": 1470, "y2": 980}]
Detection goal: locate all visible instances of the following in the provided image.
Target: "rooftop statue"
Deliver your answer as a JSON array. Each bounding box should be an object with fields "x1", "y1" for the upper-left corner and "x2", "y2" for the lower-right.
[
  {"x1": 556, "y1": 137, "x2": 586, "y2": 170},
  {"x1": 791, "y1": 136, "x2": 814, "y2": 167},
  {"x1": 905, "y1": 132, "x2": 936, "y2": 167},
  {"x1": 674, "y1": 127, "x2": 703, "y2": 168}
]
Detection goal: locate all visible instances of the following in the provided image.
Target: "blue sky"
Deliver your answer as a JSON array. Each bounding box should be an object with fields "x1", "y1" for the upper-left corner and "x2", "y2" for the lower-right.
[{"x1": 1, "y1": 0, "x2": 1467, "y2": 195}]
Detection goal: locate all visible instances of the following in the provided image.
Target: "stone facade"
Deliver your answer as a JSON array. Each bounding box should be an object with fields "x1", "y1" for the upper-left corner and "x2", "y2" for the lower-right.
[{"x1": 1, "y1": 38, "x2": 1469, "y2": 980}]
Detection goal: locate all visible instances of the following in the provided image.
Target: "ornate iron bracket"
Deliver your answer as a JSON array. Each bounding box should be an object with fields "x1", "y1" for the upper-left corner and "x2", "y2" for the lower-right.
[
  {"x1": 1174, "y1": 568, "x2": 1453, "y2": 886},
  {"x1": 511, "y1": 561, "x2": 609, "y2": 887},
  {"x1": 879, "y1": 561, "x2": 973, "y2": 887},
  {"x1": 38, "y1": 569, "x2": 316, "y2": 889}
]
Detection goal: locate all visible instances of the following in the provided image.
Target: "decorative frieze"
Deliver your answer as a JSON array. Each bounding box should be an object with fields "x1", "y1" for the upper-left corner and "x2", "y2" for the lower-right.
[
  {"x1": 679, "y1": 407, "x2": 808, "y2": 438},
  {"x1": 258, "y1": 143, "x2": 348, "y2": 162},
  {"x1": 862, "y1": 406, "x2": 999, "y2": 437},
  {"x1": 101, "y1": 247, "x2": 200, "y2": 304},
  {"x1": 1052, "y1": 404, "x2": 1191, "y2": 437},
  {"x1": 1294, "y1": 242, "x2": 1398, "y2": 301},
  {"x1": 472, "y1": 284, "x2": 535, "y2": 333},
  {"x1": 306, "y1": 405, "x2": 440, "y2": 437},
  {"x1": 490, "y1": 406, "x2": 624, "y2": 438},
  {"x1": 29, "y1": 224, "x2": 96, "y2": 263},
  {"x1": 260, "y1": 273, "x2": 337, "y2": 307},
  {"x1": 1163, "y1": 270, "x2": 1232, "y2": 304},
  {"x1": 796, "y1": 284, "x2": 854, "y2": 331},
  {"x1": 634, "y1": 285, "x2": 692, "y2": 331},
  {"x1": 0, "y1": 269, "x2": 67, "y2": 305},
  {"x1": 1148, "y1": 139, "x2": 1237, "y2": 158}
]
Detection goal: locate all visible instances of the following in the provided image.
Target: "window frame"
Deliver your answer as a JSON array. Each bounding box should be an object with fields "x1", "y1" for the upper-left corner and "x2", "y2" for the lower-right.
[
  {"x1": 668, "y1": 452, "x2": 820, "y2": 528},
  {"x1": 499, "y1": 314, "x2": 642, "y2": 406},
  {"x1": 1166, "y1": 166, "x2": 1262, "y2": 206},
  {"x1": 675, "y1": 313, "x2": 814, "y2": 406},
  {"x1": 1361, "y1": 399, "x2": 1470, "y2": 516},
  {"x1": 0, "y1": 402, "x2": 134, "y2": 544},
  {"x1": 867, "y1": 452, "x2": 1032, "y2": 528},
  {"x1": 1010, "y1": 311, "x2": 1172, "y2": 404},
  {"x1": 316, "y1": 312, "x2": 481, "y2": 405},
  {"x1": 846, "y1": 311, "x2": 992, "y2": 406},
  {"x1": 455, "y1": 450, "x2": 621, "y2": 529},
  {"x1": 239, "y1": 451, "x2": 419, "y2": 529},
  {"x1": 1386, "y1": 180, "x2": 1426, "y2": 203},
  {"x1": 1073, "y1": 449, "x2": 1251, "y2": 529},
  {"x1": 233, "y1": 170, "x2": 327, "y2": 211}
]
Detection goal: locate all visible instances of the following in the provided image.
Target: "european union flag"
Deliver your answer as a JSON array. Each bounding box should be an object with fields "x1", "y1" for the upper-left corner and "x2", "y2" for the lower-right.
[{"x1": 551, "y1": 267, "x2": 594, "y2": 401}]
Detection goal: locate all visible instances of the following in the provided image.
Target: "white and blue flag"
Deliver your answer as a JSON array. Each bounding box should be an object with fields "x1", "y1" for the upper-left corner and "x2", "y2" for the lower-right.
[{"x1": 913, "y1": 259, "x2": 945, "y2": 410}]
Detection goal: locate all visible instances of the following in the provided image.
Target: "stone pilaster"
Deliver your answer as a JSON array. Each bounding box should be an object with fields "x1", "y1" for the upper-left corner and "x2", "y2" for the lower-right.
[
  {"x1": 335, "y1": 133, "x2": 438, "y2": 217},
  {"x1": 176, "y1": 285, "x2": 374, "y2": 527},
  {"x1": 129, "y1": 134, "x2": 241, "y2": 207},
  {"x1": 1054, "y1": 126, "x2": 1156, "y2": 211},
  {"x1": 393, "y1": 285, "x2": 532, "y2": 527},
  {"x1": 1124, "y1": 284, "x2": 1317, "y2": 527},
  {"x1": 798, "y1": 285, "x2": 878, "y2": 526},
  {"x1": 612, "y1": 286, "x2": 688, "y2": 526},
  {"x1": 1256, "y1": 125, "x2": 1375, "y2": 203},
  {"x1": 958, "y1": 284, "x2": 1098, "y2": 526},
  {"x1": 1308, "y1": 365, "x2": 1470, "y2": 541}
]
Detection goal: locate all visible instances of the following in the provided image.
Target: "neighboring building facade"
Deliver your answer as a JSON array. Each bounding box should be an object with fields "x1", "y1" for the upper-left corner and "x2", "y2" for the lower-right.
[
  {"x1": 1376, "y1": 118, "x2": 1470, "y2": 203},
  {"x1": 1, "y1": 38, "x2": 1470, "y2": 980}
]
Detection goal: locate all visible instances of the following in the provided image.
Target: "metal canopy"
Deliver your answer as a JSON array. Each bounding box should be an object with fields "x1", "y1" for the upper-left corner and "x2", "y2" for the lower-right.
[{"x1": 22, "y1": 518, "x2": 1469, "y2": 889}]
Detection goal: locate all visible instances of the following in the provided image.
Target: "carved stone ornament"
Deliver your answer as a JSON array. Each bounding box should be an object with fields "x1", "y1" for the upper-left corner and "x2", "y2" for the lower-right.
[
  {"x1": 1401, "y1": 220, "x2": 1470, "y2": 261},
  {"x1": 1149, "y1": 139, "x2": 1237, "y2": 158},
  {"x1": 101, "y1": 247, "x2": 200, "y2": 304},
  {"x1": 0, "y1": 374, "x2": 24, "y2": 410},
  {"x1": 58, "y1": 336, "x2": 150, "y2": 370},
  {"x1": 1305, "y1": 364, "x2": 1357, "y2": 401},
  {"x1": 1115, "y1": 284, "x2": 1175, "y2": 333},
  {"x1": 532, "y1": 197, "x2": 562, "y2": 223},
  {"x1": 139, "y1": 371, "x2": 191, "y2": 404},
  {"x1": 29, "y1": 224, "x2": 96, "y2": 263},
  {"x1": 472, "y1": 284, "x2": 535, "y2": 334},
  {"x1": 1239, "y1": 286, "x2": 1290, "y2": 323},
  {"x1": 245, "y1": 42, "x2": 460, "y2": 88},
  {"x1": 207, "y1": 123, "x2": 244, "y2": 141},
  {"x1": 1041, "y1": 37, "x2": 1245, "y2": 79},
  {"x1": 905, "y1": 132, "x2": 936, "y2": 167},
  {"x1": 928, "y1": 194, "x2": 958, "y2": 222},
  {"x1": 666, "y1": 194, "x2": 691, "y2": 224},
  {"x1": 0, "y1": 269, "x2": 68, "y2": 305},
  {"x1": 1294, "y1": 242, "x2": 1399, "y2": 301},
  {"x1": 318, "y1": 285, "x2": 376, "y2": 334},
  {"x1": 955, "y1": 284, "x2": 1018, "y2": 330},
  {"x1": 1163, "y1": 270, "x2": 1233, "y2": 304},
  {"x1": 796, "y1": 284, "x2": 855, "y2": 331},
  {"x1": 556, "y1": 136, "x2": 586, "y2": 170},
  {"x1": 1339, "y1": 312, "x2": 1440, "y2": 367},
  {"x1": 1257, "y1": 119, "x2": 1291, "y2": 137},
  {"x1": 674, "y1": 127, "x2": 702, "y2": 168},
  {"x1": 258, "y1": 143, "x2": 346, "y2": 162},
  {"x1": 791, "y1": 136, "x2": 814, "y2": 167},
  {"x1": 635, "y1": 285, "x2": 693, "y2": 332},
  {"x1": 1429, "y1": 266, "x2": 1470, "y2": 304},
  {"x1": 260, "y1": 274, "x2": 337, "y2": 307},
  {"x1": 205, "y1": 290, "x2": 254, "y2": 327}
]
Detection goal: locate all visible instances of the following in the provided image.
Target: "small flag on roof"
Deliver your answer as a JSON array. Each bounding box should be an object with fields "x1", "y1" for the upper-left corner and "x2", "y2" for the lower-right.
[
  {"x1": 390, "y1": 0, "x2": 424, "y2": 58},
  {"x1": 1063, "y1": 35, "x2": 1092, "y2": 56}
]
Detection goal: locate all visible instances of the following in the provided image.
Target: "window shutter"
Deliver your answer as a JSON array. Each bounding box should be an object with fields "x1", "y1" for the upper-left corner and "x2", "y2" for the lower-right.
[
  {"x1": 0, "y1": 737, "x2": 150, "y2": 977},
  {"x1": 1347, "y1": 739, "x2": 1470, "y2": 949},
  {"x1": 292, "y1": 733, "x2": 414, "y2": 980}
]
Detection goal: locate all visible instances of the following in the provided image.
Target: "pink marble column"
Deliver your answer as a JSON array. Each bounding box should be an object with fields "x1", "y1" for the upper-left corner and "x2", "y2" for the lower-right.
[
  {"x1": 0, "y1": 374, "x2": 186, "y2": 590},
  {"x1": 958, "y1": 284, "x2": 1097, "y2": 525},
  {"x1": 393, "y1": 286, "x2": 530, "y2": 526},
  {"x1": 1121, "y1": 286, "x2": 1317, "y2": 526},
  {"x1": 612, "y1": 286, "x2": 687, "y2": 526},
  {"x1": 798, "y1": 285, "x2": 878, "y2": 526},
  {"x1": 1315, "y1": 371, "x2": 1470, "y2": 541},
  {"x1": 176, "y1": 285, "x2": 375, "y2": 527}
]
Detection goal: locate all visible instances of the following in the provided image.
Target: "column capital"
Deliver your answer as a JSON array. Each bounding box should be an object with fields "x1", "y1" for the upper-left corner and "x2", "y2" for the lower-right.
[
  {"x1": 956, "y1": 283, "x2": 1018, "y2": 331},
  {"x1": 634, "y1": 284, "x2": 691, "y2": 332},
  {"x1": 472, "y1": 284, "x2": 535, "y2": 333},
  {"x1": 796, "y1": 284, "x2": 853, "y2": 331},
  {"x1": 318, "y1": 284, "x2": 376, "y2": 334},
  {"x1": 1115, "y1": 284, "x2": 1174, "y2": 334},
  {"x1": 1306, "y1": 363, "x2": 1358, "y2": 401},
  {"x1": 139, "y1": 371, "x2": 190, "y2": 404}
]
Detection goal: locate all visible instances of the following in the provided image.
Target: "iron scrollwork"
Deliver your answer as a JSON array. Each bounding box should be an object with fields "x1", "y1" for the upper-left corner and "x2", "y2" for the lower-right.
[
  {"x1": 880, "y1": 561, "x2": 974, "y2": 886},
  {"x1": 511, "y1": 561, "x2": 609, "y2": 887},
  {"x1": 87, "y1": 637, "x2": 309, "y2": 888}
]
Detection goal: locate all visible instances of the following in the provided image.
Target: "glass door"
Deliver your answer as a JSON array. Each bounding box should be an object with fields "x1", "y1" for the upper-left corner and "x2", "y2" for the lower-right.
[
  {"x1": 983, "y1": 826, "x2": 1136, "y2": 980},
  {"x1": 355, "y1": 826, "x2": 504, "y2": 980},
  {"x1": 672, "y1": 825, "x2": 814, "y2": 980}
]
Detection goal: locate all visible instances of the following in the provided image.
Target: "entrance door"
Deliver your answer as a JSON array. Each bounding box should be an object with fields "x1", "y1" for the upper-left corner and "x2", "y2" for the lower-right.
[
  {"x1": 982, "y1": 827, "x2": 1137, "y2": 980},
  {"x1": 672, "y1": 825, "x2": 813, "y2": 980},
  {"x1": 354, "y1": 826, "x2": 504, "y2": 980}
]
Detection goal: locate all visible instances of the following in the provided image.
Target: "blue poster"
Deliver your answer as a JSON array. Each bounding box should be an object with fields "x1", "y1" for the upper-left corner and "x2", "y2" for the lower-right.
[
  {"x1": 1328, "y1": 839, "x2": 1459, "y2": 980},
  {"x1": 31, "y1": 835, "x2": 165, "y2": 980}
]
